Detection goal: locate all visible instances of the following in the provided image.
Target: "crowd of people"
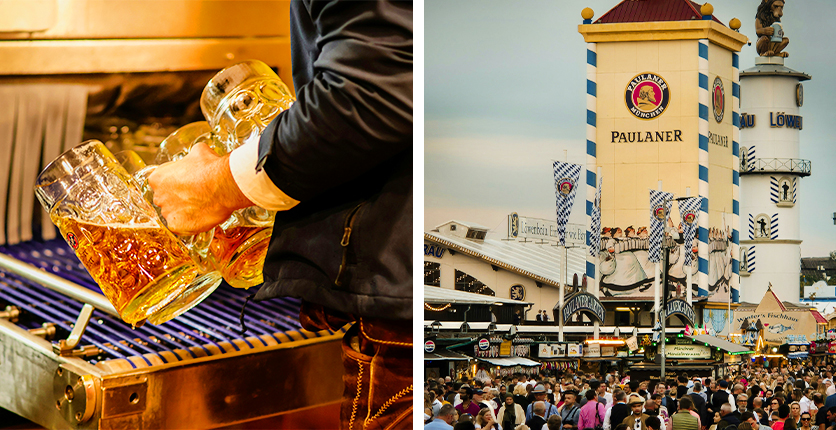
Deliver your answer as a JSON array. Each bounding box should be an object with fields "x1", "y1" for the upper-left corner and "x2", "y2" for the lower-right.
[{"x1": 424, "y1": 363, "x2": 836, "y2": 430}]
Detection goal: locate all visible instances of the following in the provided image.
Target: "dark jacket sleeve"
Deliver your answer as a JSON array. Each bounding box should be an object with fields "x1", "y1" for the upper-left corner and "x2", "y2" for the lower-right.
[{"x1": 257, "y1": 0, "x2": 413, "y2": 201}]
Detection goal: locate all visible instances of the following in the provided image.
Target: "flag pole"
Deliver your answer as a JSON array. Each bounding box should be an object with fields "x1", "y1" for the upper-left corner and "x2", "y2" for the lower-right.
[
  {"x1": 559, "y1": 151, "x2": 568, "y2": 343},
  {"x1": 686, "y1": 187, "x2": 693, "y2": 306},
  {"x1": 594, "y1": 166, "x2": 602, "y2": 340},
  {"x1": 654, "y1": 181, "x2": 662, "y2": 325}
]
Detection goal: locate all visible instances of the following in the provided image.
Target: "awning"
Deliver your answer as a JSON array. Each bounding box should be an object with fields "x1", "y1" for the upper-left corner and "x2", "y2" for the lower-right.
[
  {"x1": 687, "y1": 334, "x2": 753, "y2": 354},
  {"x1": 424, "y1": 285, "x2": 534, "y2": 306},
  {"x1": 475, "y1": 356, "x2": 540, "y2": 367},
  {"x1": 812, "y1": 310, "x2": 828, "y2": 324},
  {"x1": 424, "y1": 350, "x2": 471, "y2": 361}
]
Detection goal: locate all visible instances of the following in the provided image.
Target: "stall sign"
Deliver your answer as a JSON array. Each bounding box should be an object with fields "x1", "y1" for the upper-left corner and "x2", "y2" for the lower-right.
[
  {"x1": 478, "y1": 337, "x2": 490, "y2": 351},
  {"x1": 514, "y1": 345, "x2": 530, "y2": 357},
  {"x1": 586, "y1": 343, "x2": 601, "y2": 358},
  {"x1": 829, "y1": 341, "x2": 836, "y2": 355},
  {"x1": 601, "y1": 347, "x2": 616, "y2": 357},
  {"x1": 568, "y1": 344, "x2": 583, "y2": 357},
  {"x1": 626, "y1": 336, "x2": 639, "y2": 352},
  {"x1": 500, "y1": 340, "x2": 512, "y2": 357},
  {"x1": 553, "y1": 344, "x2": 566, "y2": 357},
  {"x1": 662, "y1": 344, "x2": 711, "y2": 359},
  {"x1": 539, "y1": 344, "x2": 553, "y2": 358},
  {"x1": 828, "y1": 330, "x2": 836, "y2": 340},
  {"x1": 425, "y1": 340, "x2": 435, "y2": 353},
  {"x1": 474, "y1": 344, "x2": 500, "y2": 358}
]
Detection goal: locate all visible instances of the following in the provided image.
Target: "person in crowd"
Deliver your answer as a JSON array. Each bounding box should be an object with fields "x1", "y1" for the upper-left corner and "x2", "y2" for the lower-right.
[
  {"x1": 578, "y1": 389, "x2": 606, "y2": 430},
  {"x1": 475, "y1": 407, "x2": 500, "y2": 430},
  {"x1": 718, "y1": 403, "x2": 742, "y2": 430},
  {"x1": 426, "y1": 404, "x2": 459, "y2": 430},
  {"x1": 498, "y1": 394, "x2": 526, "y2": 430},
  {"x1": 526, "y1": 385, "x2": 559, "y2": 421},
  {"x1": 689, "y1": 382, "x2": 708, "y2": 423},
  {"x1": 773, "y1": 404, "x2": 791, "y2": 430},
  {"x1": 644, "y1": 416, "x2": 661, "y2": 430},
  {"x1": 558, "y1": 390, "x2": 581, "y2": 430},
  {"x1": 743, "y1": 411, "x2": 773, "y2": 430},
  {"x1": 791, "y1": 402, "x2": 803, "y2": 428},
  {"x1": 514, "y1": 384, "x2": 531, "y2": 412},
  {"x1": 526, "y1": 402, "x2": 548, "y2": 430},
  {"x1": 622, "y1": 396, "x2": 649, "y2": 430},
  {"x1": 709, "y1": 411, "x2": 722, "y2": 430},
  {"x1": 797, "y1": 412, "x2": 815, "y2": 430},
  {"x1": 458, "y1": 387, "x2": 483, "y2": 418},
  {"x1": 546, "y1": 415, "x2": 562, "y2": 430},
  {"x1": 606, "y1": 391, "x2": 631, "y2": 430},
  {"x1": 671, "y1": 396, "x2": 700, "y2": 430}
]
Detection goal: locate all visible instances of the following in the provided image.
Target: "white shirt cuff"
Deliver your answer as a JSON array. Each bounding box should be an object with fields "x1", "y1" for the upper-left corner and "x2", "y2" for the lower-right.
[{"x1": 228, "y1": 137, "x2": 299, "y2": 211}]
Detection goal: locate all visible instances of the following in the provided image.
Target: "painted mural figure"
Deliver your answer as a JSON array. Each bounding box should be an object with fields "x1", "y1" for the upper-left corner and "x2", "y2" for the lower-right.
[
  {"x1": 598, "y1": 223, "x2": 734, "y2": 301},
  {"x1": 755, "y1": 0, "x2": 790, "y2": 57}
]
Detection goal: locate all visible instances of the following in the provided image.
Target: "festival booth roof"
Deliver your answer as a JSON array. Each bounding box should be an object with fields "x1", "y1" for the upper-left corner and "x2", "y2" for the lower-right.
[
  {"x1": 424, "y1": 350, "x2": 471, "y2": 362},
  {"x1": 687, "y1": 334, "x2": 752, "y2": 354},
  {"x1": 472, "y1": 356, "x2": 541, "y2": 367},
  {"x1": 424, "y1": 225, "x2": 587, "y2": 289},
  {"x1": 594, "y1": 0, "x2": 723, "y2": 24},
  {"x1": 424, "y1": 320, "x2": 683, "y2": 335},
  {"x1": 424, "y1": 285, "x2": 533, "y2": 306}
]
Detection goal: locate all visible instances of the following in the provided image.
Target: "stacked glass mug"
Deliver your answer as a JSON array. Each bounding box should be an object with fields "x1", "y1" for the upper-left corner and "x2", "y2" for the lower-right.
[{"x1": 36, "y1": 60, "x2": 295, "y2": 326}]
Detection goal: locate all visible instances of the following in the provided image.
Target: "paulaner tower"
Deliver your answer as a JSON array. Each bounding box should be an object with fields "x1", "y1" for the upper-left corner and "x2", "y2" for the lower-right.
[
  {"x1": 578, "y1": 0, "x2": 746, "y2": 330},
  {"x1": 738, "y1": 0, "x2": 810, "y2": 303}
]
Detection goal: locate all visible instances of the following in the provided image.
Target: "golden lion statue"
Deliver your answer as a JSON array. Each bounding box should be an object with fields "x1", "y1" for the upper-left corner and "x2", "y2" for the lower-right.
[{"x1": 755, "y1": 0, "x2": 789, "y2": 57}]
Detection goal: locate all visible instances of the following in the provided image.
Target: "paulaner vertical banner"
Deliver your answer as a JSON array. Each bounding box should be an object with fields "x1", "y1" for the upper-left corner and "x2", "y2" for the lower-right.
[
  {"x1": 589, "y1": 175, "x2": 602, "y2": 258},
  {"x1": 553, "y1": 161, "x2": 582, "y2": 246},
  {"x1": 648, "y1": 189, "x2": 673, "y2": 263},
  {"x1": 677, "y1": 197, "x2": 703, "y2": 266}
]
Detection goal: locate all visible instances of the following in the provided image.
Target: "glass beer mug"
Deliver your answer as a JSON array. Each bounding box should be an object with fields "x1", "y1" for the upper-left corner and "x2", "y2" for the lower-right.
[
  {"x1": 198, "y1": 60, "x2": 295, "y2": 289},
  {"x1": 113, "y1": 148, "x2": 223, "y2": 325},
  {"x1": 35, "y1": 140, "x2": 199, "y2": 325}
]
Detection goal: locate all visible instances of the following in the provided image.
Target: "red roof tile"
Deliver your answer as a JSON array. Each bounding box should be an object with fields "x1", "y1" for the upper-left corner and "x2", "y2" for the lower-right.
[
  {"x1": 595, "y1": 0, "x2": 723, "y2": 25},
  {"x1": 812, "y1": 309, "x2": 828, "y2": 324}
]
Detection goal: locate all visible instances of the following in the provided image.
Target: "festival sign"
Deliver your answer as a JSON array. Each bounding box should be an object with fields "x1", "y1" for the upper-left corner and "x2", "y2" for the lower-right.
[
  {"x1": 424, "y1": 340, "x2": 436, "y2": 353},
  {"x1": 507, "y1": 213, "x2": 586, "y2": 246},
  {"x1": 712, "y1": 76, "x2": 725, "y2": 123},
  {"x1": 567, "y1": 344, "x2": 583, "y2": 358},
  {"x1": 661, "y1": 344, "x2": 712, "y2": 359},
  {"x1": 560, "y1": 292, "x2": 606, "y2": 325},
  {"x1": 663, "y1": 299, "x2": 696, "y2": 326}
]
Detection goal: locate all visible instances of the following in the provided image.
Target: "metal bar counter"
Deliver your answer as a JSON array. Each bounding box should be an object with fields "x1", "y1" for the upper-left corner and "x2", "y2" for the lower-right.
[{"x1": 0, "y1": 239, "x2": 344, "y2": 429}]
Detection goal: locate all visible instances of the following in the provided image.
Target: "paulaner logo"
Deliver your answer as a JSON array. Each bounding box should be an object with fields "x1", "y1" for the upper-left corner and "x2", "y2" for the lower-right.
[{"x1": 625, "y1": 73, "x2": 670, "y2": 120}]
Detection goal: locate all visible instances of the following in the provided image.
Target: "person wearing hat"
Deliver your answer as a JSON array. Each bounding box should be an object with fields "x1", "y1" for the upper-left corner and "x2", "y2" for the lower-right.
[
  {"x1": 526, "y1": 384, "x2": 560, "y2": 421},
  {"x1": 497, "y1": 394, "x2": 525, "y2": 430},
  {"x1": 472, "y1": 388, "x2": 499, "y2": 423},
  {"x1": 457, "y1": 386, "x2": 482, "y2": 418},
  {"x1": 623, "y1": 396, "x2": 650, "y2": 430}
]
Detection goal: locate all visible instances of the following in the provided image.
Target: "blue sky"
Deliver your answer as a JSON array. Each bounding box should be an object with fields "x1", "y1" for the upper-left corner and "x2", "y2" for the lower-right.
[{"x1": 425, "y1": 0, "x2": 836, "y2": 257}]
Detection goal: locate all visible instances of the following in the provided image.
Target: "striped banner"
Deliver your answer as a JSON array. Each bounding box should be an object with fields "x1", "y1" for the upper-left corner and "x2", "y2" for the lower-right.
[
  {"x1": 586, "y1": 42, "x2": 598, "y2": 279},
  {"x1": 746, "y1": 246, "x2": 756, "y2": 272},
  {"x1": 589, "y1": 175, "x2": 602, "y2": 258},
  {"x1": 771, "y1": 213, "x2": 779, "y2": 240},
  {"x1": 697, "y1": 39, "x2": 710, "y2": 297},
  {"x1": 553, "y1": 161, "x2": 582, "y2": 246},
  {"x1": 677, "y1": 197, "x2": 702, "y2": 267},
  {"x1": 649, "y1": 189, "x2": 673, "y2": 263}
]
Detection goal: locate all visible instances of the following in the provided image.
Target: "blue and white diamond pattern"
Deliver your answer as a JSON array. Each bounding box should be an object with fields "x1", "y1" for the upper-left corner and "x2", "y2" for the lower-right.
[
  {"x1": 649, "y1": 189, "x2": 673, "y2": 263},
  {"x1": 553, "y1": 161, "x2": 582, "y2": 247},
  {"x1": 677, "y1": 197, "x2": 702, "y2": 266},
  {"x1": 589, "y1": 176, "x2": 602, "y2": 257}
]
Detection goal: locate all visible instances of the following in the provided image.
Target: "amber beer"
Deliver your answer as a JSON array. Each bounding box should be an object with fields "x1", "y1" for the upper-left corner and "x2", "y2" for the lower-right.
[
  {"x1": 53, "y1": 215, "x2": 199, "y2": 324},
  {"x1": 210, "y1": 226, "x2": 271, "y2": 289}
]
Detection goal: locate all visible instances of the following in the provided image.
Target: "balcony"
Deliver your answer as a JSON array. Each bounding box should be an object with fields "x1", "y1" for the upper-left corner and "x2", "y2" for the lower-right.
[{"x1": 740, "y1": 158, "x2": 811, "y2": 177}]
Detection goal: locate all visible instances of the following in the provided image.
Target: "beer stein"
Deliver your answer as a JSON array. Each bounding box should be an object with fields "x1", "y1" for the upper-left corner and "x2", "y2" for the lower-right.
[
  {"x1": 35, "y1": 140, "x2": 199, "y2": 325},
  {"x1": 151, "y1": 121, "x2": 271, "y2": 289},
  {"x1": 199, "y1": 61, "x2": 295, "y2": 289},
  {"x1": 114, "y1": 149, "x2": 223, "y2": 325}
]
